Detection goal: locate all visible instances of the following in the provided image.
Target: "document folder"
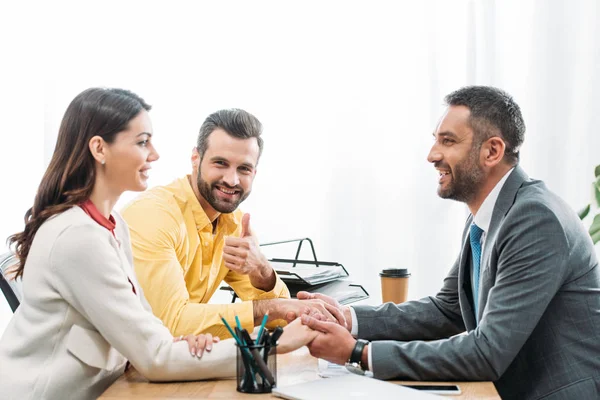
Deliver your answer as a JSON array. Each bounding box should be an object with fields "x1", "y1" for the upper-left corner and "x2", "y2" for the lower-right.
[
  {"x1": 272, "y1": 261, "x2": 348, "y2": 285},
  {"x1": 284, "y1": 279, "x2": 369, "y2": 305},
  {"x1": 220, "y1": 280, "x2": 369, "y2": 305}
]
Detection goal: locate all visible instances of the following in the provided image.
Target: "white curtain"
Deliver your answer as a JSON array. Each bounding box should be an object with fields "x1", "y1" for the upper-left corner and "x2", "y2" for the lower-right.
[{"x1": 2, "y1": 0, "x2": 599, "y2": 334}]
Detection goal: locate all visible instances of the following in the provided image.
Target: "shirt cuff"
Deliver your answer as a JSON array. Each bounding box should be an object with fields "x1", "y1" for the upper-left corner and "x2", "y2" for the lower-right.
[
  {"x1": 350, "y1": 307, "x2": 358, "y2": 336},
  {"x1": 253, "y1": 273, "x2": 290, "y2": 299},
  {"x1": 367, "y1": 343, "x2": 373, "y2": 371}
]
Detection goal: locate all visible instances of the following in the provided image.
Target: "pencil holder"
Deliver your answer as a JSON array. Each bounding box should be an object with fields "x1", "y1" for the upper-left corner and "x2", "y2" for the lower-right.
[{"x1": 235, "y1": 342, "x2": 277, "y2": 393}]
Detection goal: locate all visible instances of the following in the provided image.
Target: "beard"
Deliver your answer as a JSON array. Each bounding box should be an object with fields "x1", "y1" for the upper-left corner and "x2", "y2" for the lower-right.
[
  {"x1": 196, "y1": 170, "x2": 250, "y2": 214},
  {"x1": 436, "y1": 148, "x2": 485, "y2": 204}
]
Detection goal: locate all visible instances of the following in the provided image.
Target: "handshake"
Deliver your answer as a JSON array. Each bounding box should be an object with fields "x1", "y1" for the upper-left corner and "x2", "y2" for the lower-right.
[
  {"x1": 180, "y1": 292, "x2": 362, "y2": 368},
  {"x1": 273, "y1": 291, "x2": 362, "y2": 367}
]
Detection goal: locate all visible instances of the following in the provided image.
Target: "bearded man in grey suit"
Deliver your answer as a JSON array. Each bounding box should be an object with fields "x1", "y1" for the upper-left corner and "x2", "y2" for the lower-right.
[{"x1": 299, "y1": 86, "x2": 600, "y2": 400}]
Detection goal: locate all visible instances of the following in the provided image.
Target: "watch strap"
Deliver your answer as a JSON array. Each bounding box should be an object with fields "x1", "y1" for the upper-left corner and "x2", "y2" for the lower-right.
[{"x1": 349, "y1": 339, "x2": 369, "y2": 367}]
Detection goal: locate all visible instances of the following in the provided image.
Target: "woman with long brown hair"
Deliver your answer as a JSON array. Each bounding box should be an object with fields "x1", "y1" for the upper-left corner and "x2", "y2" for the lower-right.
[{"x1": 0, "y1": 88, "x2": 315, "y2": 399}]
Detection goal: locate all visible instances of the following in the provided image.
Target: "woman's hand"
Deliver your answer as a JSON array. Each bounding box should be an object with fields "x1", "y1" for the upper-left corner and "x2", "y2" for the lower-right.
[
  {"x1": 173, "y1": 333, "x2": 220, "y2": 358},
  {"x1": 276, "y1": 317, "x2": 319, "y2": 354}
]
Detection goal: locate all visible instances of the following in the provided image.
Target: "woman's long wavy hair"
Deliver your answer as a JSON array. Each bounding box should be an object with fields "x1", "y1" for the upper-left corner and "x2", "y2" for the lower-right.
[{"x1": 7, "y1": 88, "x2": 151, "y2": 279}]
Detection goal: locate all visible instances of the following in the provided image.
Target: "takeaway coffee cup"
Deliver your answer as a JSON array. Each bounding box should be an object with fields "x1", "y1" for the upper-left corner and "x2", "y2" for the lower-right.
[{"x1": 379, "y1": 268, "x2": 411, "y2": 304}]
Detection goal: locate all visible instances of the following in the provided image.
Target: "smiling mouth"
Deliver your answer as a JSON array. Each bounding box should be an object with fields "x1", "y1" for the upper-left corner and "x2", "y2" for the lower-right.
[
  {"x1": 437, "y1": 169, "x2": 451, "y2": 183},
  {"x1": 140, "y1": 170, "x2": 150, "y2": 178},
  {"x1": 215, "y1": 186, "x2": 240, "y2": 196}
]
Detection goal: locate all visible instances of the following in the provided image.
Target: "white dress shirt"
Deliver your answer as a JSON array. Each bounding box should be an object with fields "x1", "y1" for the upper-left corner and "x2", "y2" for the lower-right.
[{"x1": 472, "y1": 168, "x2": 514, "y2": 255}]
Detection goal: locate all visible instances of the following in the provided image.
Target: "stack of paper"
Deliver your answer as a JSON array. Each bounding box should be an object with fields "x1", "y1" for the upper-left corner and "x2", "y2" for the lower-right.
[
  {"x1": 311, "y1": 280, "x2": 369, "y2": 305},
  {"x1": 273, "y1": 263, "x2": 346, "y2": 285}
]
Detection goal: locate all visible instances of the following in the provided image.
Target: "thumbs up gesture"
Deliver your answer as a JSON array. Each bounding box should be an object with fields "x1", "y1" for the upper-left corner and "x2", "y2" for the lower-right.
[
  {"x1": 240, "y1": 213, "x2": 252, "y2": 238},
  {"x1": 223, "y1": 213, "x2": 276, "y2": 290}
]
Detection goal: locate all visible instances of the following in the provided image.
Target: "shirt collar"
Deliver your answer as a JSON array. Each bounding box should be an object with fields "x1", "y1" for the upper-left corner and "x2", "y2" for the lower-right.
[
  {"x1": 472, "y1": 168, "x2": 514, "y2": 232},
  {"x1": 179, "y1": 175, "x2": 240, "y2": 233},
  {"x1": 79, "y1": 199, "x2": 116, "y2": 232}
]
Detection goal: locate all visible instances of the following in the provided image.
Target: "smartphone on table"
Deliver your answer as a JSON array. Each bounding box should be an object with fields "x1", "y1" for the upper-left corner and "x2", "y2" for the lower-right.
[{"x1": 401, "y1": 384, "x2": 462, "y2": 395}]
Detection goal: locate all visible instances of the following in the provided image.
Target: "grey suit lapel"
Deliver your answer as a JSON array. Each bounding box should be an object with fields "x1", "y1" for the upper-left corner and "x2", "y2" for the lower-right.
[{"x1": 477, "y1": 165, "x2": 529, "y2": 318}]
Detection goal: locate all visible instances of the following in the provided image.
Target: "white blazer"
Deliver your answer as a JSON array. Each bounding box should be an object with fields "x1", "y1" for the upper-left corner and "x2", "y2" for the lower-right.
[{"x1": 0, "y1": 207, "x2": 236, "y2": 400}]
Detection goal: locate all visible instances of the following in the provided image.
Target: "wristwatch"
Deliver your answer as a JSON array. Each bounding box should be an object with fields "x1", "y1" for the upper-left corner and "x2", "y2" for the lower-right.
[{"x1": 344, "y1": 339, "x2": 369, "y2": 375}]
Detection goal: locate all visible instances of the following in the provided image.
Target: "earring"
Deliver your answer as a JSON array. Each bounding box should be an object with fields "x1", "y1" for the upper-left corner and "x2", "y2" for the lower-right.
[{"x1": 101, "y1": 160, "x2": 106, "y2": 165}]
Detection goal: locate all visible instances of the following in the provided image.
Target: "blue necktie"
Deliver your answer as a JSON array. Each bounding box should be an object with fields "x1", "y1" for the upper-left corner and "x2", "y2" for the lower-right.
[{"x1": 470, "y1": 223, "x2": 484, "y2": 320}]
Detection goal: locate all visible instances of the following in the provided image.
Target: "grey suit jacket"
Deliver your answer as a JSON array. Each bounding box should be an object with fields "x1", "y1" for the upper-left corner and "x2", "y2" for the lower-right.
[{"x1": 354, "y1": 166, "x2": 600, "y2": 399}]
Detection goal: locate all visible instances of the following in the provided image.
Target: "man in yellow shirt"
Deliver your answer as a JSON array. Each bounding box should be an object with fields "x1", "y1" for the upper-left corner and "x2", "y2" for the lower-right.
[{"x1": 122, "y1": 109, "x2": 343, "y2": 338}]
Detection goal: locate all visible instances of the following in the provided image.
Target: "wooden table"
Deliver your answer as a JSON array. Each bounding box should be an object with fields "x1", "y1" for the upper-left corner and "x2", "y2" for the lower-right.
[{"x1": 100, "y1": 348, "x2": 499, "y2": 399}]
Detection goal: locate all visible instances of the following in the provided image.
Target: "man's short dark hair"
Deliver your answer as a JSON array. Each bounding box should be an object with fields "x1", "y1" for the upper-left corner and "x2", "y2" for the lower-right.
[
  {"x1": 445, "y1": 86, "x2": 525, "y2": 165},
  {"x1": 196, "y1": 108, "x2": 263, "y2": 161}
]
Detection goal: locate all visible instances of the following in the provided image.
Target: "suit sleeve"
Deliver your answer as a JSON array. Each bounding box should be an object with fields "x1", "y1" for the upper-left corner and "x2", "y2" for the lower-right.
[
  {"x1": 353, "y1": 255, "x2": 466, "y2": 342},
  {"x1": 122, "y1": 198, "x2": 254, "y2": 338},
  {"x1": 50, "y1": 224, "x2": 237, "y2": 382},
  {"x1": 367, "y1": 203, "x2": 569, "y2": 381}
]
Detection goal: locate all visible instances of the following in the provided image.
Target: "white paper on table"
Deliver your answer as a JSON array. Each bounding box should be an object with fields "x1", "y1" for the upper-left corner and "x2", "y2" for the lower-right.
[{"x1": 317, "y1": 358, "x2": 351, "y2": 378}]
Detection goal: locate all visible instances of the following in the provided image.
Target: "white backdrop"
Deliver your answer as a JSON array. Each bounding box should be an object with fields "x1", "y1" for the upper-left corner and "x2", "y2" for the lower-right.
[{"x1": 2, "y1": 0, "x2": 599, "y2": 334}]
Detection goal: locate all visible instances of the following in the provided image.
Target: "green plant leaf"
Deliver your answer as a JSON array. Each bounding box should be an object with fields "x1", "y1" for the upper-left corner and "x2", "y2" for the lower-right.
[
  {"x1": 592, "y1": 230, "x2": 600, "y2": 245},
  {"x1": 589, "y1": 214, "x2": 600, "y2": 245},
  {"x1": 578, "y1": 204, "x2": 591, "y2": 219},
  {"x1": 595, "y1": 164, "x2": 600, "y2": 178},
  {"x1": 595, "y1": 181, "x2": 600, "y2": 208}
]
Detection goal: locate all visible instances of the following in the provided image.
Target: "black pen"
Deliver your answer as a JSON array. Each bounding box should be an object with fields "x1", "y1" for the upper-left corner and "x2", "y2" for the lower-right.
[
  {"x1": 270, "y1": 326, "x2": 284, "y2": 346},
  {"x1": 262, "y1": 330, "x2": 271, "y2": 363}
]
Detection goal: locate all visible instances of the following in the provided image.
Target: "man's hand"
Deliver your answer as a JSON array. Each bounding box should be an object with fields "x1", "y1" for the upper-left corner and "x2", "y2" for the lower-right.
[
  {"x1": 223, "y1": 213, "x2": 276, "y2": 291},
  {"x1": 301, "y1": 315, "x2": 356, "y2": 365},
  {"x1": 173, "y1": 333, "x2": 220, "y2": 358},
  {"x1": 297, "y1": 291, "x2": 352, "y2": 331},
  {"x1": 278, "y1": 298, "x2": 347, "y2": 326},
  {"x1": 253, "y1": 298, "x2": 346, "y2": 326}
]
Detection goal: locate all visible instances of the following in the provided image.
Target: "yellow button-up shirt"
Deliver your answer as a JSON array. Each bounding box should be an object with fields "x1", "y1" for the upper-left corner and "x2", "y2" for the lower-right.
[{"x1": 121, "y1": 176, "x2": 290, "y2": 338}]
